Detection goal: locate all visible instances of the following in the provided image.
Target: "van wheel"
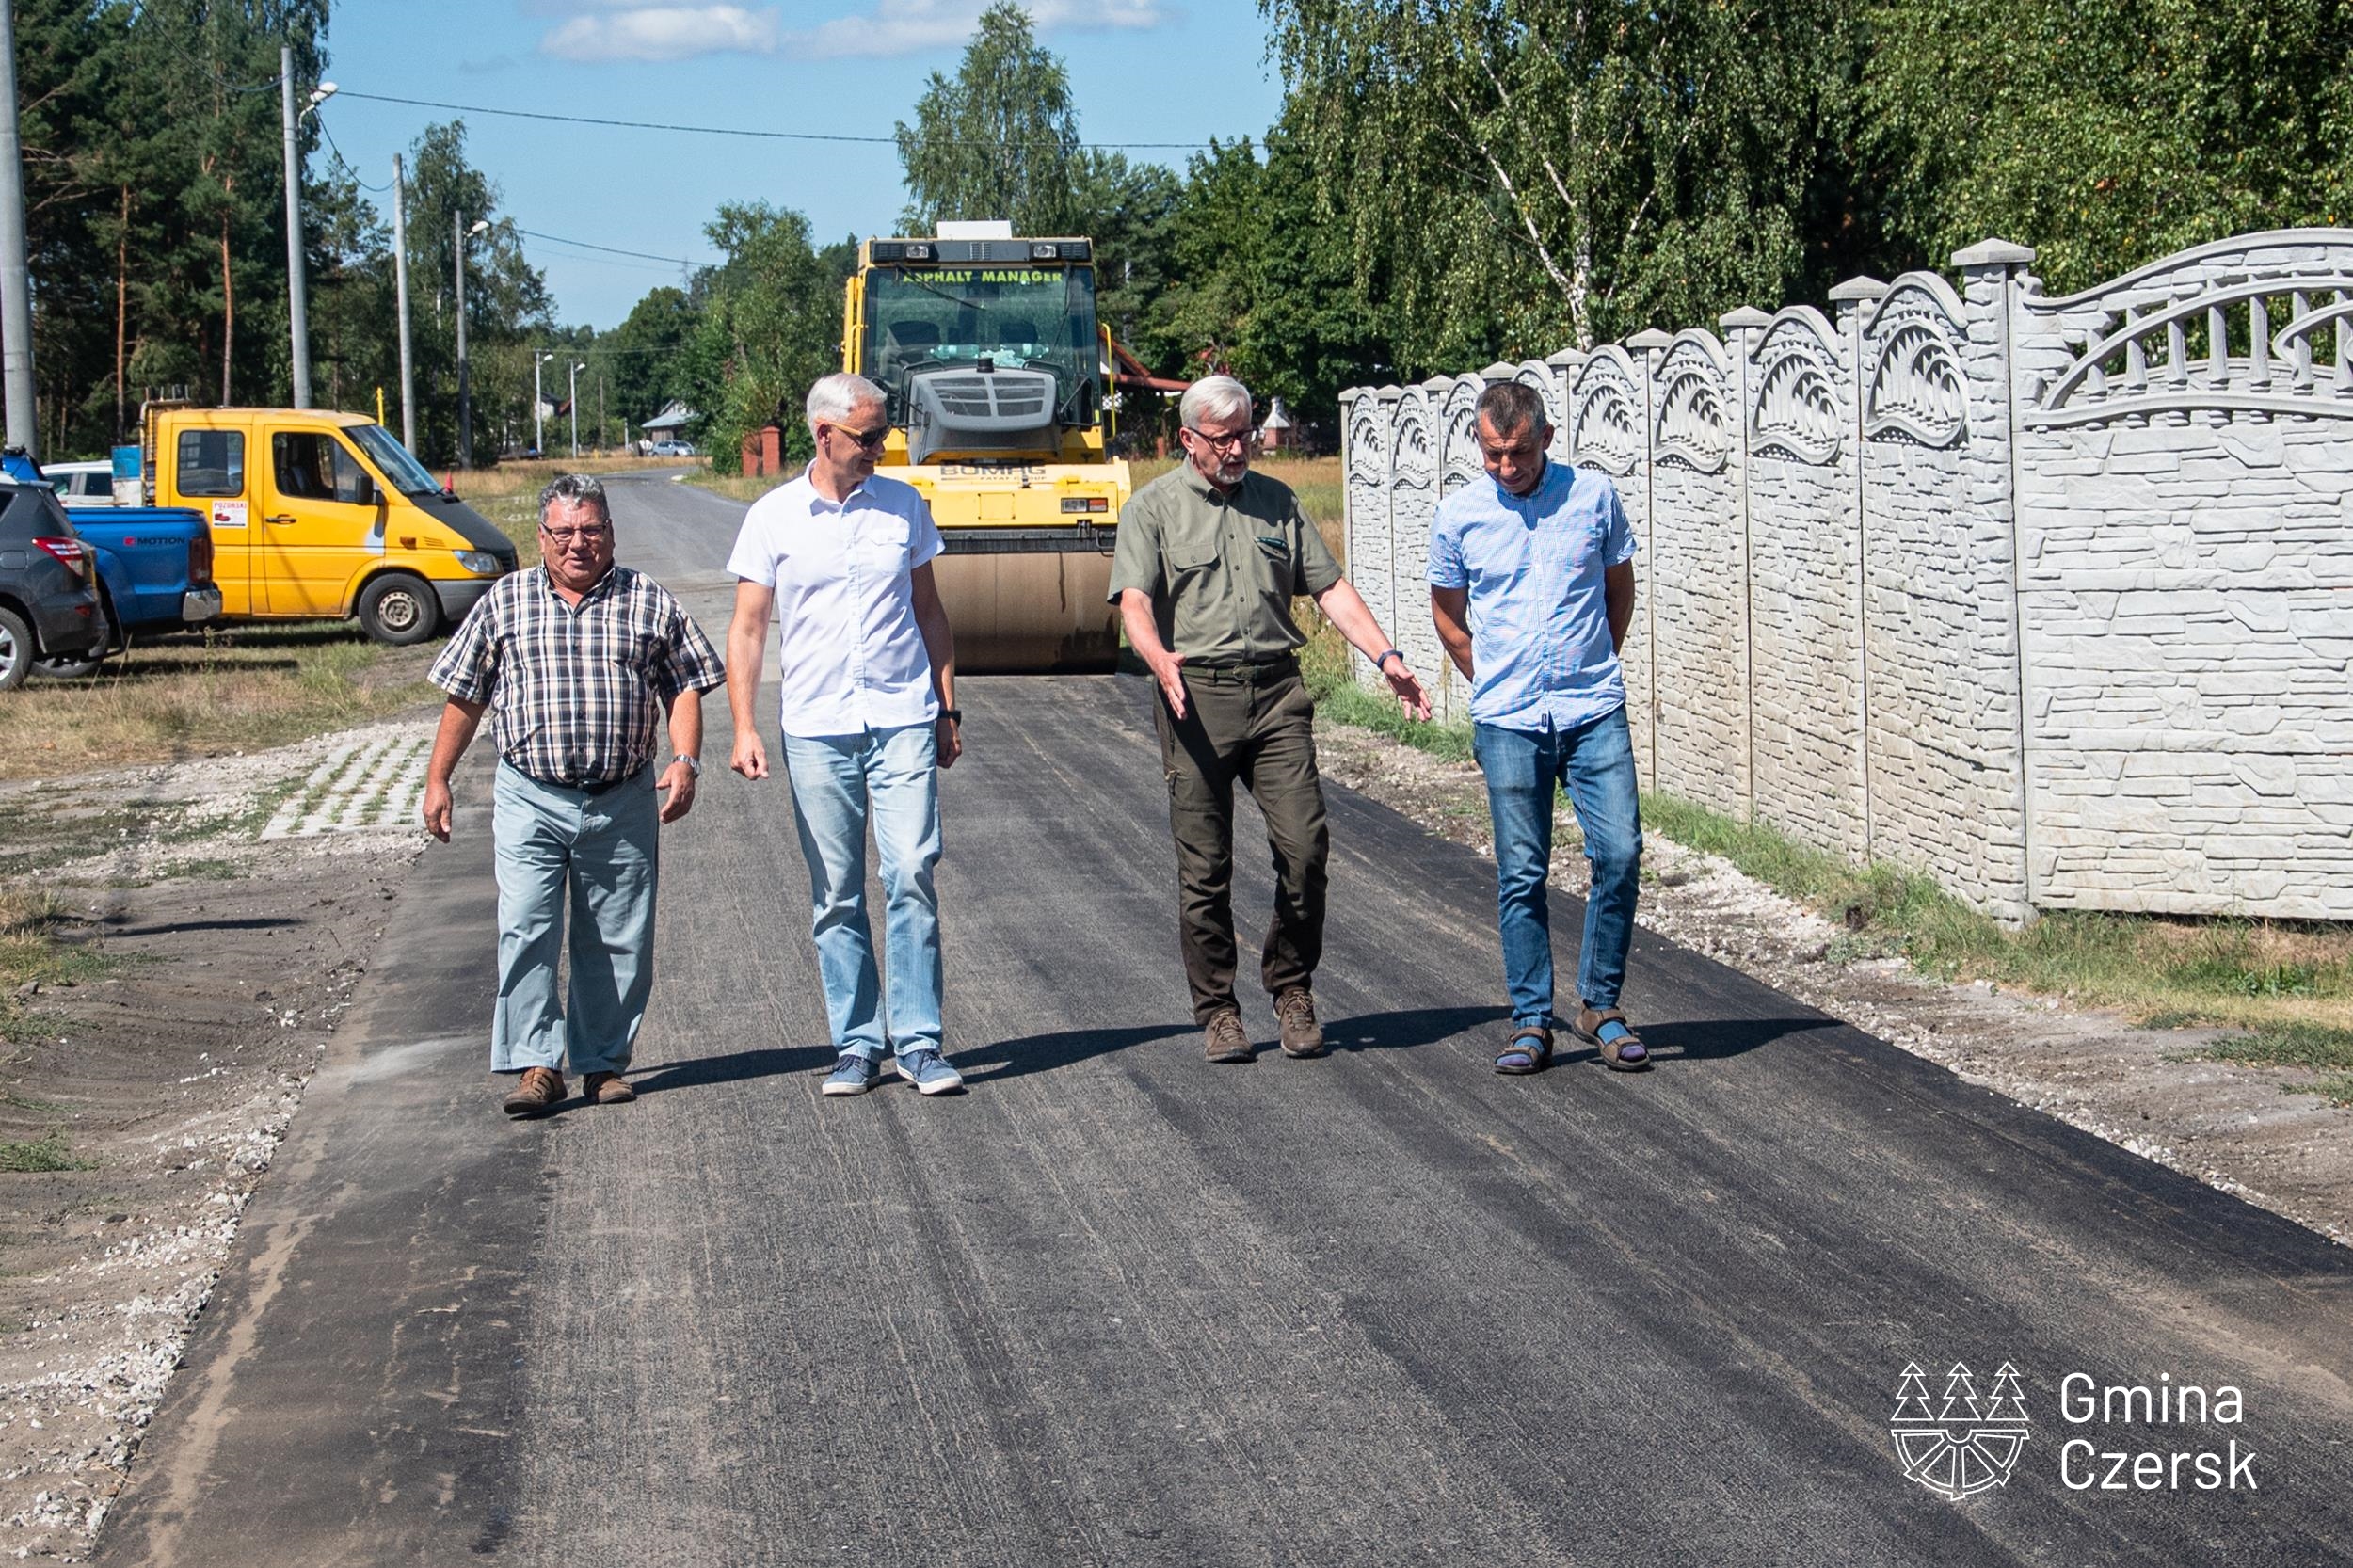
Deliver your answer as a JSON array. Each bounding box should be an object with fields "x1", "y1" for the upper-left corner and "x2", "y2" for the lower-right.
[
  {"x1": 0, "y1": 607, "x2": 33, "y2": 691},
  {"x1": 33, "y1": 593, "x2": 115, "y2": 680},
  {"x1": 357, "y1": 572, "x2": 441, "y2": 646}
]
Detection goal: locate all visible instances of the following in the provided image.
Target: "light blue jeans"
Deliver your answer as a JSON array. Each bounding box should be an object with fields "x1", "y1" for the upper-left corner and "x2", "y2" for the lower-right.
[
  {"x1": 1471, "y1": 706, "x2": 1643, "y2": 1029},
  {"x1": 781, "y1": 723, "x2": 944, "y2": 1063},
  {"x1": 490, "y1": 761, "x2": 660, "y2": 1077}
]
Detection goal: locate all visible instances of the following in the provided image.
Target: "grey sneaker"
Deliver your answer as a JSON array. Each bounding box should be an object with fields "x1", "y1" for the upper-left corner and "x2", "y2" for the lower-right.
[
  {"x1": 1203, "y1": 1009, "x2": 1254, "y2": 1064},
  {"x1": 822, "y1": 1053, "x2": 881, "y2": 1096},
  {"x1": 894, "y1": 1048, "x2": 966, "y2": 1096},
  {"x1": 1274, "y1": 989, "x2": 1324, "y2": 1058}
]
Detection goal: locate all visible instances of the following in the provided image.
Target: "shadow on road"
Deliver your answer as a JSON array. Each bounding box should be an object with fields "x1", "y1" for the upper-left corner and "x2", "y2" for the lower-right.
[
  {"x1": 1552, "y1": 1013, "x2": 1834, "y2": 1069},
  {"x1": 959, "y1": 1022, "x2": 1198, "y2": 1081},
  {"x1": 1323, "y1": 1004, "x2": 1511, "y2": 1052},
  {"x1": 627, "y1": 1044, "x2": 839, "y2": 1096}
]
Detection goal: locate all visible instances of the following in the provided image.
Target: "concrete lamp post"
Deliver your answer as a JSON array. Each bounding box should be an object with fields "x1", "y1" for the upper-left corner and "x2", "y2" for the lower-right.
[
  {"x1": 568, "y1": 361, "x2": 585, "y2": 458},
  {"x1": 533, "y1": 350, "x2": 556, "y2": 456}
]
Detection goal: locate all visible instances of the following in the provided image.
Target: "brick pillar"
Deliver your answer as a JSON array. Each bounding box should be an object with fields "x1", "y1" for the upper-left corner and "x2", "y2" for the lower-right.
[
  {"x1": 740, "y1": 429, "x2": 760, "y2": 475},
  {"x1": 760, "y1": 423, "x2": 783, "y2": 473}
]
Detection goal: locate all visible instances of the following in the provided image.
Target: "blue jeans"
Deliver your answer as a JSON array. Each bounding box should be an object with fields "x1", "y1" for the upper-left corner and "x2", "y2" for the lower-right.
[
  {"x1": 1471, "y1": 706, "x2": 1643, "y2": 1029},
  {"x1": 781, "y1": 723, "x2": 943, "y2": 1062},
  {"x1": 490, "y1": 762, "x2": 661, "y2": 1077}
]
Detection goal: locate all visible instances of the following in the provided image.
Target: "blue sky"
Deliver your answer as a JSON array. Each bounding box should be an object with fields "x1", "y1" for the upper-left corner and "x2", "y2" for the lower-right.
[{"x1": 317, "y1": 1, "x2": 1289, "y2": 330}]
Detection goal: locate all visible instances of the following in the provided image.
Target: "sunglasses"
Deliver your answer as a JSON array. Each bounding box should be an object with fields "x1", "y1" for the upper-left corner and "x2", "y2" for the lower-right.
[{"x1": 828, "y1": 424, "x2": 890, "y2": 453}]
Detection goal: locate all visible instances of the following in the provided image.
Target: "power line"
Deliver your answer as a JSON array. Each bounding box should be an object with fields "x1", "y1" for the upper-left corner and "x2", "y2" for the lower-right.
[
  {"x1": 337, "y1": 88, "x2": 1219, "y2": 151},
  {"x1": 518, "y1": 228, "x2": 716, "y2": 268}
]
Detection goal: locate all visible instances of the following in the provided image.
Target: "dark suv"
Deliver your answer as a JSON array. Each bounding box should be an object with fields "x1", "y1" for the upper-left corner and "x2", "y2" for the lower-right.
[{"x1": 0, "y1": 481, "x2": 103, "y2": 690}]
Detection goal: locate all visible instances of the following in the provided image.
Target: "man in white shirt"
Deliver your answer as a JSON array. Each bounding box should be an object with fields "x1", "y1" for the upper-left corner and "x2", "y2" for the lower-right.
[{"x1": 724, "y1": 372, "x2": 965, "y2": 1096}]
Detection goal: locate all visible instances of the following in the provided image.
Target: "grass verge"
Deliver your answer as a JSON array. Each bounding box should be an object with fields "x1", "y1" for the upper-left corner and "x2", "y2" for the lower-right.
[
  {"x1": 0, "y1": 621, "x2": 440, "y2": 781},
  {"x1": 686, "y1": 469, "x2": 797, "y2": 504},
  {"x1": 2193, "y1": 1024, "x2": 2353, "y2": 1107}
]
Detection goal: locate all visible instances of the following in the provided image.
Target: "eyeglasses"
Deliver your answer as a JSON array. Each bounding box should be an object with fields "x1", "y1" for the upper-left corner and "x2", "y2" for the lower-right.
[
  {"x1": 540, "y1": 524, "x2": 610, "y2": 545},
  {"x1": 828, "y1": 424, "x2": 890, "y2": 453},
  {"x1": 1185, "y1": 426, "x2": 1254, "y2": 452}
]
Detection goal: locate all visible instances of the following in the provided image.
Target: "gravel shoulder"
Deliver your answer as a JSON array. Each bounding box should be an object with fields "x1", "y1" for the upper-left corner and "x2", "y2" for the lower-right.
[
  {"x1": 0, "y1": 718, "x2": 434, "y2": 1561},
  {"x1": 1310, "y1": 719, "x2": 2353, "y2": 1247}
]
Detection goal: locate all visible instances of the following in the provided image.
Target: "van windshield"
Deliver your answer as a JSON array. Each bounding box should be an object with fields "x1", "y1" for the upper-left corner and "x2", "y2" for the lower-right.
[{"x1": 348, "y1": 424, "x2": 443, "y2": 498}]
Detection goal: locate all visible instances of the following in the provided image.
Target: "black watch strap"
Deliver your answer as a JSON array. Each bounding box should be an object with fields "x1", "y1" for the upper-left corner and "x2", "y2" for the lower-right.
[{"x1": 940, "y1": 708, "x2": 963, "y2": 723}]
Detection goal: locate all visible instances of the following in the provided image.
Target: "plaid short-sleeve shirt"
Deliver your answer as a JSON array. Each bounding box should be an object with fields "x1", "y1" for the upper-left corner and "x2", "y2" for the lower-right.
[{"x1": 429, "y1": 565, "x2": 726, "y2": 786}]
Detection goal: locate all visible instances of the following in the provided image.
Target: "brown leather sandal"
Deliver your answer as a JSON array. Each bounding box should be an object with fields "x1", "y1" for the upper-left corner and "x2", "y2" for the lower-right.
[
  {"x1": 1572, "y1": 1007, "x2": 1651, "y2": 1072},
  {"x1": 1494, "y1": 1026, "x2": 1553, "y2": 1075}
]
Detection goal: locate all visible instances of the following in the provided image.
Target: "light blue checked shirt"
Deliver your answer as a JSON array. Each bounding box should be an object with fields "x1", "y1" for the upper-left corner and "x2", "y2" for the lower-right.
[{"x1": 1427, "y1": 459, "x2": 1637, "y2": 731}]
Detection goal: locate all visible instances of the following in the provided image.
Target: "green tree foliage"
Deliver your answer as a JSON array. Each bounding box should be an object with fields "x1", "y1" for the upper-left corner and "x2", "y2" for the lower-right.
[
  {"x1": 1261, "y1": 0, "x2": 1878, "y2": 373},
  {"x1": 895, "y1": 1, "x2": 1082, "y2": 233},
  {"x1": 1862, "y1": 0, "x2": 2353, "y2": 294},
  {"x1": 599, "y1": 285, "x2": 697, "y2": 432},
  {"x1": 682, "y1": 203, "x2": 848, "y2": 472}
]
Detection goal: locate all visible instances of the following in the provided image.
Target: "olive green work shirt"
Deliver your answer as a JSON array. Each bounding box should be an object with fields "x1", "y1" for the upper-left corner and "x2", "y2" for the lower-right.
[{"x1": 1108, "y1": 462, "x2": 1344, "y2": 663}]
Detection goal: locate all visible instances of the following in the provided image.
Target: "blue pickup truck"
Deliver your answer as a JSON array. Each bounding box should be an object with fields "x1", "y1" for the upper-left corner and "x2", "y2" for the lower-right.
[{"x1": 1, "y1": 451, "x2": 220, "y2": 678}]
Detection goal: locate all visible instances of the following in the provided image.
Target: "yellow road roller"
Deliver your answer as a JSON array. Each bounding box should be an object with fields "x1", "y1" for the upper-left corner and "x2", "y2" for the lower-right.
[{"x1": 842, "y1": 224, "x2": 1128, "y2": 672}]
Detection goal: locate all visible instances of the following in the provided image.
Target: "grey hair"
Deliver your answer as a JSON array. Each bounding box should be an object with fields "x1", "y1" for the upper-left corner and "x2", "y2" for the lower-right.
[
  {"x1": 806, "y1": 371, "x2": 886, "y2": 433},
  {"x1": 1179, "y1": 375, "x2": 1252, "y2": 431},
  {"x1": 538, "y1": 472, "x2": 612, "y2": 528}
]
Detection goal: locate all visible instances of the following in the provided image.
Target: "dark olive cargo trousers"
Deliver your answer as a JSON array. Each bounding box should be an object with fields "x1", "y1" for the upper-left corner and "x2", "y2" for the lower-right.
[{"x1": 1152, "y1": 658, "x2": 1330, "y2": 1024}]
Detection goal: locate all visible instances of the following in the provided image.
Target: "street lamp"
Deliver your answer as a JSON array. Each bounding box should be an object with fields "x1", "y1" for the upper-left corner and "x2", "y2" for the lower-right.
[
  {"x1": 280, "y1": 53, "x2": 337, "y2": 408},
  {"x1": 532, "y1": 349, "x2": 555, "y2": 456},
  {"x1": 454, "y1": 216, "x2": 488, "y2": 467},
  {"x1": 568, "y1": 361, "x2": 586, "y2": 457}
]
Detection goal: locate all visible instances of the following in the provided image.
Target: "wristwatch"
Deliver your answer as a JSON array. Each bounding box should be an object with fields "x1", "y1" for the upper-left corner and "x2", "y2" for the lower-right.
[
  {"x1": 940, "y1": 708, "x2": 964, "y2": 724},
  {"x1": 672, "y1": 753, "x2": 701, "y2": 777}
]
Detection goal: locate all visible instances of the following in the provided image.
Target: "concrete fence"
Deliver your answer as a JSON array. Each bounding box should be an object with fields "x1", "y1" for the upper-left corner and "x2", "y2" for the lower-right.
[{"x1": 1342, "y1": 230, "x2": 2353, "y2": 922}]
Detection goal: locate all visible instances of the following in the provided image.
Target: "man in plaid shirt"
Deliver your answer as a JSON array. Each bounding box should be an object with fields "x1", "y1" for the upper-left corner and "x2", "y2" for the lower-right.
[{"x1": 423, "y1": 473, "x2": 726, "y2": 1117}]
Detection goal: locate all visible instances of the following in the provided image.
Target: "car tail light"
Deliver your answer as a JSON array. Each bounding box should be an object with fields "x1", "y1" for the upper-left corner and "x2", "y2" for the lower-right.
[
  {"x1": 33, "y1": 536, "x2": 88, "y2": 579},
  {"x1": 187, "y1": 528, "x2": 214, "y2": 588}
]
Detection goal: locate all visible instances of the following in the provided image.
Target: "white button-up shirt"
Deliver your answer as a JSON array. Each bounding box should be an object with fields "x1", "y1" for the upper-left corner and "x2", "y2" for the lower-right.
[{"x1": 725, "y1": 472, "x2": 945, "y2": 738}]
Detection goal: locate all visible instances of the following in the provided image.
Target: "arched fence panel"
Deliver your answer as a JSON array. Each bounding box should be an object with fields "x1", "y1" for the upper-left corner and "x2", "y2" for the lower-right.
[{"x1": 1337, "y1": 228, "x2": 2352, "y2": 923}]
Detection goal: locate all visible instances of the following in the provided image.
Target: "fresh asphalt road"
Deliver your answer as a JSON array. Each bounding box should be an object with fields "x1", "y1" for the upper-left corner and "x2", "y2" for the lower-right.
[{"x1": 101, "y1": 474, "x2": 2353, "y2": 1566}]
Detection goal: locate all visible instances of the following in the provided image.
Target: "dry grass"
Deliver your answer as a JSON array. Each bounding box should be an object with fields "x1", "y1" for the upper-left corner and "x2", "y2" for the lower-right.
[
  {"x1": 1129, "y1": 456, "x2": 1346, "y2": 564},
  {"x1": 0, "y1": 623, "x2": 438, "y2": 781},
  {"x1": 443, "y1": 455, "x2": 657, "y2": 501},
  {"x1": 687, "y1": 469, "x2": 803, "y2": 504}
]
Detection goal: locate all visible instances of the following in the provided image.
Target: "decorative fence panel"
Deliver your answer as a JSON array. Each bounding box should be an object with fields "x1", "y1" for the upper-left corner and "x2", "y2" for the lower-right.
[{"x1": 1341, "y1": 228, "x2": 2353, "y2": 922}]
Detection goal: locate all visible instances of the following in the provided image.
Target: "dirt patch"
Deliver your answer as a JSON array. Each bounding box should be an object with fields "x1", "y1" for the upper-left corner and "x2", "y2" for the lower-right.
[
  {"x1": 1312, "y1": 720, "x2": 2353, "y2": 1247},
  {"x1": 0, "y1": 718, "x2": 435, "y2": 1560}
]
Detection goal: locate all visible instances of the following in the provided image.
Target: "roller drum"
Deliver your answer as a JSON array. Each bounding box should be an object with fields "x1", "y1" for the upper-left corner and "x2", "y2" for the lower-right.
[{"x1": 932, "y1": 537, "x2": 1120, "y2": 674}]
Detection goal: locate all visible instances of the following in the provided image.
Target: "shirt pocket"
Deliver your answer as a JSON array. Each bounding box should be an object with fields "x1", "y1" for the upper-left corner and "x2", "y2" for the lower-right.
[
  {"x1": 1164, "y1": 523, "x2": 1221, "y2": 584},
  {"x1": 856, "y1": 518, "x2": 913, "y2": 577}
]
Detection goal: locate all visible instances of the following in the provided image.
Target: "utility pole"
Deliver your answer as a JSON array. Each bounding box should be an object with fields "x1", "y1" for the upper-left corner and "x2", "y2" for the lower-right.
[
  {"x1": 598, "y1": 376, "x2": 604, "y2": 454},
  {"x1": 568, "y1": 360, "x2": 584, "y2": 457},
  {"x1": 0, "y1": 1, "x2": 40, "y2": 456},
  {"x1": 392, "y1": 155, "x2": 415, "y2": 450},
  {"x1": 280, "y1": 46, "x2": 312, "y2": 408}
]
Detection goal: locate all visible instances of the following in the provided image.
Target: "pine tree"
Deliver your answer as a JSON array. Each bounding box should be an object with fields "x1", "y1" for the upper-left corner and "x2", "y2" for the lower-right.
[
  {"x1": 1937, "y1": 1364, "x2": 1983, "y2": 1425},
  {"x1": 1891, "y1": 1363, "x2": 1938, "y2": 1425}
]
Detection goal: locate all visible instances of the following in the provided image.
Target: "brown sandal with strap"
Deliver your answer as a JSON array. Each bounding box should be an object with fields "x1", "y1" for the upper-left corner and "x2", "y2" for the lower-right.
[
  {"x1": 1494, "y1": 1025, "x2": 1553, "y2": 1075},
  {"x1": 1573, "y1": 1007, "x2": 1651, "y2": 1072}
]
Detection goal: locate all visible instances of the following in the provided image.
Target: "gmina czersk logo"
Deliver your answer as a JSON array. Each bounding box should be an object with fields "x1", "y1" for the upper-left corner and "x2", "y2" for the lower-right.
[{"x1": 1891, "y1": 1361, "x2": 2031, "y2": 1500}]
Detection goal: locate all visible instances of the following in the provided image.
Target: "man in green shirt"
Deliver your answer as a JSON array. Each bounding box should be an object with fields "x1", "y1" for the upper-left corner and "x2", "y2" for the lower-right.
[{"x1": 1111, "y1": 376, "x2": 1430, "y2": 1064}]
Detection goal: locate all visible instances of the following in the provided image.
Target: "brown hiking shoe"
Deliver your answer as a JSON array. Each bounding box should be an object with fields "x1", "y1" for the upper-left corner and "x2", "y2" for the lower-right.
[
  {"x1": 501, "y1": 1065, "x2": 566, "y2": 1117},
  {"x1": 1274, "y1": 989, "x2": 1325, "y2": 1058},
  {"x1": 584, "y1": 1071, "x2": 636, "y2": 1105},
  {"x1": 1202, "y1": 1009, "x2": 1254, "y2": 1064}
]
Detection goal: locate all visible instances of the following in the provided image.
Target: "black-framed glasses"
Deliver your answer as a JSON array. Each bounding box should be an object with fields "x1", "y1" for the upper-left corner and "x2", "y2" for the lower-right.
[
  {"x1": 828, "y1": 424, "x2": 890, "y2": 453},
  {"x1": 1185, "y1": 426, "x2": 1254, "y2": 452},
  {"x1": 540, "y1": 521, "x2": 611, "y2": 545}
]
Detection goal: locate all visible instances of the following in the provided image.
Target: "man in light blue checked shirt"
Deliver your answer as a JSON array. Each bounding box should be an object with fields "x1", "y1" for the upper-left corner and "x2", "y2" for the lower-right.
[{"x1": 1429, "y1": 380, "x2": 1650, "y2": 1076}]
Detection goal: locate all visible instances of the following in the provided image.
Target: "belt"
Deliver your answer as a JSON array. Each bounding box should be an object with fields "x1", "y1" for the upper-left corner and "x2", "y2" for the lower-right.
[
  {"x1": 1182, "y1": 653, "x2": 1299, "y2": 683},
  {"x1": 520, "y1": 763, "x2": 647, "y2": 795}
]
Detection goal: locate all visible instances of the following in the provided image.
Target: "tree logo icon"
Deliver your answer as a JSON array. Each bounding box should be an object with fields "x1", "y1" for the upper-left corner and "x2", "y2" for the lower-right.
[{"x1": 1890, "y1": 1361, "x2": 2030, "y2": 1500}]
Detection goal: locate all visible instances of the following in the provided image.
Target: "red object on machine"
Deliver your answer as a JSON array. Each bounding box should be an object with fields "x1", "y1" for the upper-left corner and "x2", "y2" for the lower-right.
[{"x1": 1112, "y1": 339, "x2": 1190, "y2": 393}]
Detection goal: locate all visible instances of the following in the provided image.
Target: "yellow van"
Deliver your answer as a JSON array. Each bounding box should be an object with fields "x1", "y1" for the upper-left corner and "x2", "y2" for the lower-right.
[{"x1": 143, "y1": 405, "x2": 518, "y2": 643}]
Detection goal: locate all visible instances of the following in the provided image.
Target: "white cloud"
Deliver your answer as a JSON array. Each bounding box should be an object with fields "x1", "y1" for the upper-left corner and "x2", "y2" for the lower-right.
[
  {"x1": 535, "y1": 2, "x2": 1174, "y2": 66},
  {"x1": 540, "y1": 6, "x2": 783, "y2": 64}
]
